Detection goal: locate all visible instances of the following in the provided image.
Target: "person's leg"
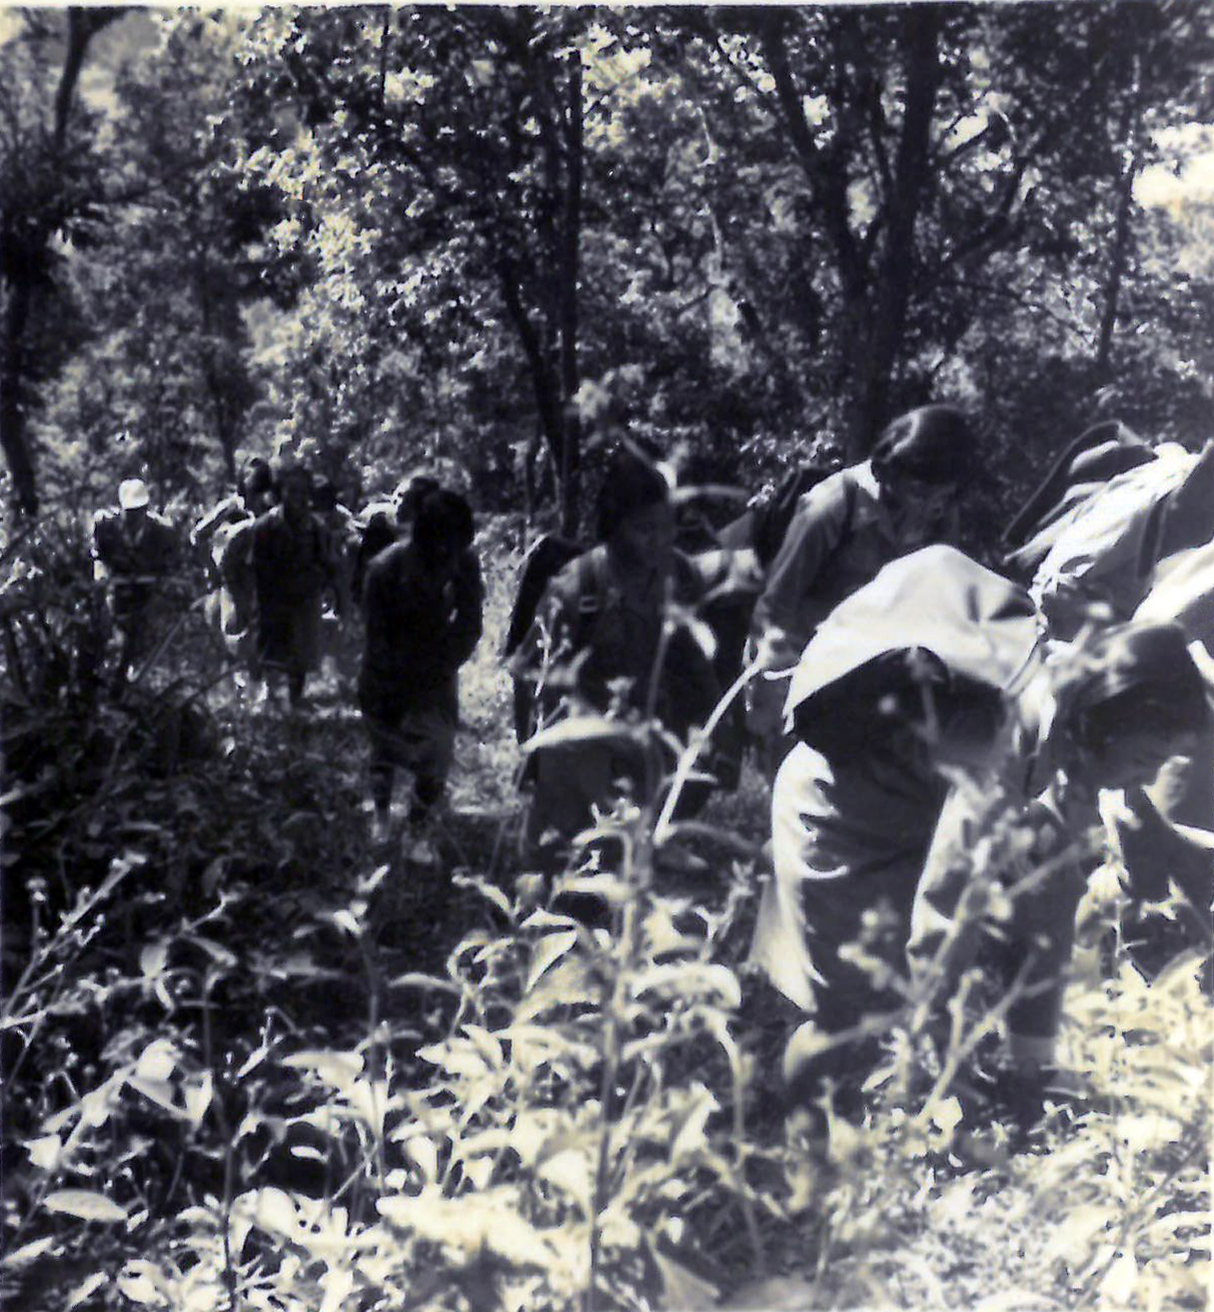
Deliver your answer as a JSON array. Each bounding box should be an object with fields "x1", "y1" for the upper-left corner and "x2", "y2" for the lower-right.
[
  {"x1": 524, "y1": 741, "x2": 616, "y2": 854},
  {"x1": 359, "y1": 681, "x2": 403, "y2": 839}
]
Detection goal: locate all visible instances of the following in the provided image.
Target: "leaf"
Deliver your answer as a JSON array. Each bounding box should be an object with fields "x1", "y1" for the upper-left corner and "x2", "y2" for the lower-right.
[
  {"x1": 282, "y1": 1049, "x2": 363, "y2": 1092},
  {"x1": 536, "y1": 1146, "x2": 593, "y2": 1214},
  {"x1": 522, "y1": 714, "x2": 636, "y2": 754},
  {"x1": 645, "y1": 1238, "x2": 720, "y2": 1311},
  {"x1": 389, "y1": 971, "x2": 461, "y2": 994},
  {"x1": 44, "y1": 1189, "x2": 129, "y2": 1223},
  {"x1": 184, "y1": 1072, "x2": 214, "y2": 1126},
  {"x1": 557, "y1": 873, "x2": 631, "y2": 905},
  {"x1": 520, "y1": 909, "x2": 581, "y2": 932},
  {"x1": 526, "y1": 930, "x2": 580, "y2": 993},
  {"x1": 129, "y1": 1076, "x2": 188, "y2": 1120},
  {"x1": 67, "y1": 1273, "x2": 109, "y2": 1308},
  {"x1": 135, "y1": 1040, "x2": 178, "y2": 1082},
  {"x1": 670, "y1": 1085, "x2": 719, "y2": 1164},
  {"x1": 23, "y1": 1133, "x2": 61, "y2": 1171},
  {"x1": 783, "y1": 1021, "x2": 835, "y2": 1082},
  {"x1": 331, "y1": 909, "x2": 361, "y2": 937},
  {"x1": 187, "y1": 935, "x2": 237, "y2": 968},
  {"x1": 1, "y1": 1235, "x2": 56, "y2": 1267},
  {"x1": 251, "y1": 1187, "x2": 301, "y2": 1236},
  {"x1": 462, "y1": 1024, "x2": 503, "y2": 1069},
  {"x1": 1100, "y1": 1251, "x2": 1139, "y2": 1305},
  {"x1": 452, "y1": 874, "x2": 513, "y2": 919},
  {"x1": 140, "y1": 941, "x2": 169, "y2": 978},
  {"x1": 1044, "y1": 1203, "x2": 1111, "y2": 1264},
  {"x1": 928, "y1": 1095, "x2": 964, "y2": 1140},
  {"x1": 117, "y1": 1261, "x2": 166, "y2": 1306}
]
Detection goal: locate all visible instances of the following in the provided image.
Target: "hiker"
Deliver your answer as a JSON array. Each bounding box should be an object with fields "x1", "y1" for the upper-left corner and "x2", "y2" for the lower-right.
[
  {"x1": 191, "y1": 456, "x2": 275, "y2": 566},
  {"x1": 1014, "y1": 429, "x2": 1214, "y2": 638},
  {"x1": 192, "y1": 457, "x2": 275, "y2": 686},
  {"x1": 91, "y1": 477, "x2": 183, "y2": 682},
  {"x1": 1007, "y1": 425, "x2": 1214, "y2": 970},
  {"x1": 906, "y1": 621, "x2": 1212, "y2": 1108},
  {"x1": 353, "y1": 472, "x2": 443, "y2": 606},
  {"x1": 749, "y1": 545, "x2": 1039, "y2": 1105},
  {"x1": 747, "y1": 404, "x2": 975, "y2": 775},
  {"x1": 514, "y1": 446, "x2": 721, "y2": 855},
  {"x1": 359, "y1": 487, "x2": 483, "y2": 859},
  {"x1": 250, "y1": 456, "x2": 340, "y2": 709},
  {"x1": 312, "y1": 477, "x2": 362, "y2": 688}
]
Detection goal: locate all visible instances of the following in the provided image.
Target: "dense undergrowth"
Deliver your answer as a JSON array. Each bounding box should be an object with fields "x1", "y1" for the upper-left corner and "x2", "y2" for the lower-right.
[{"x1": 1, "y1": 516, "x2": 1210, "y2": 1312}]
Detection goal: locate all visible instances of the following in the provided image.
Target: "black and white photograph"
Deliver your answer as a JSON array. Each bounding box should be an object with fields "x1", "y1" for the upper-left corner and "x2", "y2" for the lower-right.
[{"x1": 2, "y1": 3, "x2": 1212, "y2": 1309}]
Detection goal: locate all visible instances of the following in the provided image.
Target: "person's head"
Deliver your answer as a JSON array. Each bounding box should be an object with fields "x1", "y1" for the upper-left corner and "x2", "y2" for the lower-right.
[
  {"x1": 412, "y1": 487, "x2": 474, "y2": 573},
  {"x1": 239, "y1": 457, "x2": 274, "y2": 514},
  {"x1": 597, "y1": 446, "x2": 675, "y2": 566},
  {"x1": 871, "y1": 405, "x2": 974, "y2": 545},
  {"x1": 394, "y1": 473, "x2": 441, "y2": 527},
  {"x1": 312, "y1": 477, "x2": 339, "y2": 514},
  {"x1": 1053, "y1": 622, "x2": 1209, "y2": 791},
  {"x1": 118, "y1": 478, "x2": 150, "y2": 523},
  {"x1": 273, "y1": 456, "x2": 312, "y2": 517}
]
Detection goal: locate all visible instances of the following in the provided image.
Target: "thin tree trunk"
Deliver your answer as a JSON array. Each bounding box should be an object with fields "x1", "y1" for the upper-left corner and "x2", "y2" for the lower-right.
[
  {"x1": 1, "y1": 7, "x2": 122, "y2": 517},
  {"x1": 1096, "y1": 65, "x2": 1143, "y2": 384},
  {"x1": 851, "y1": 6, "x2": 942, "y2": 456},
  {"x1": 558, "y1": 51, "x2": 583, "y2": 537}
]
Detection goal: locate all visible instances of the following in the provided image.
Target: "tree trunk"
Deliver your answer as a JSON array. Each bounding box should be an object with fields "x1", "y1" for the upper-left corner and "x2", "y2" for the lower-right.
[
  {"x1": 1096, "y1": 68, "x2": 1143, "y2": 384},
  {"x1": 0, "y1": 283, "x2": 39, "y2": 517},
  {"x1": 0, "y1": 7, "x2": 121, "y2": 517},
  {"x1": 850, "y1": 7, "x2": 942, "y2": 457},
  {"x1": 557, "y1": 51, "x2": 583, "y2": 538}
]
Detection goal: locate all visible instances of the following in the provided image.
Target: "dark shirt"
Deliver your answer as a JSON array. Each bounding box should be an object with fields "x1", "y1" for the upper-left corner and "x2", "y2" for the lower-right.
[
  {"x1": 251, "y1": 505, "x2": 333, "y2": 613},
  {"x1": 361, "y1": 541, "x2": 484, "y2": 703}
]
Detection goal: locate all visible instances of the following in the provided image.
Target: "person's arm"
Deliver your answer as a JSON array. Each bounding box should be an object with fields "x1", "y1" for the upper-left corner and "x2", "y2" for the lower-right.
[
  {"x1": 445, "y1": 552, "x2": 485, "y2": 671},
  {"x1": 191, "y1": 497, "x2": 236, "y2": 549},
  {"x1": 750, "y1": 478, "x2": 852, "y2": 674},
  {"x1": 1117, "y1": 784, "x2": 1214, "y2": 927}
]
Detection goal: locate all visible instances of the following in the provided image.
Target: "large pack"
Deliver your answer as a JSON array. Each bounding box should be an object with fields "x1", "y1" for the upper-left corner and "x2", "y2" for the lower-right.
[{"x1": 1029, "y1": 442, "x2": 1214, "y2": 633}]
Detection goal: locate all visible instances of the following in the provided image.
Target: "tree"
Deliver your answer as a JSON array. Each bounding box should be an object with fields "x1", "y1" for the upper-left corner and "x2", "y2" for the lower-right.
[{"x1": 0, "y1": 6, "x2": 129, "y2": 517}]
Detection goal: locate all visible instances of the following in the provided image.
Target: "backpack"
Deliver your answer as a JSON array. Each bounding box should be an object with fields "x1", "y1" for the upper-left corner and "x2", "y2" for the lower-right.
[{"x1": 719, "y1": 459, "x2": 841, "y2": 568}]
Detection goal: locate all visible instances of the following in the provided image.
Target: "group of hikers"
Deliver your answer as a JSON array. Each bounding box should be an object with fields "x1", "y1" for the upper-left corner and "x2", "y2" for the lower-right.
[{"x1": 91, "y1": 402, "x2": 1214, "y2": 1117}]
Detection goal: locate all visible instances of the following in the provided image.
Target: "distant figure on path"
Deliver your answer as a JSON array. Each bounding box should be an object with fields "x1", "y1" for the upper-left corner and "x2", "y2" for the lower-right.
[
  {"x1": 359, "y1": 487, "x2": 483, "y2": 859},
  {"x1": 192, "y1": 456, "x2": 275, "y2": 690},
  {"x1": 251, "y1": 456, "x2": 339, "y2": 710},
  {"x1": 92, "y1": 477, "x2": 182, "y2": 683},
  {"x1": 514, "y1": 446, "x2": 720, "y2": 855}
]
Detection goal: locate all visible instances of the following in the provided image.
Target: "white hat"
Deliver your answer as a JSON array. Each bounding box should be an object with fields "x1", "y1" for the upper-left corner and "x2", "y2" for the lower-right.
[{"x1": 118, "y1": 478, "x2": 150, "y2": 510}]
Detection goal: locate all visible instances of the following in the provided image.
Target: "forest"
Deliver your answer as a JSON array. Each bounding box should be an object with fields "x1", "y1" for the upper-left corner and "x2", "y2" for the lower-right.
[{"x1": 2, "y1": 5, "x2": 1213, "y2": 1311}]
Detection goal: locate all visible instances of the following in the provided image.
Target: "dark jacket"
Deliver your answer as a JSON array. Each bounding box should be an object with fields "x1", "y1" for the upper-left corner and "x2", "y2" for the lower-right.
[
  {"x1": 360, "y1": 541, "x2": 483, "y2": 718},
  {"x1": 251, "y1": 505, "x2": 334, "y2": 614},
  {"x1": 530, "y1": 543, "x2": 720, "y2": 739}
]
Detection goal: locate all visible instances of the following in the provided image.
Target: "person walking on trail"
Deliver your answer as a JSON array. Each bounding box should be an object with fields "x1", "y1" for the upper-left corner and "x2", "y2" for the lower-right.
[
  {"x1": 91, "y1": 477, "x2": 183, "y2": 683},
  {"x1": 359, "y1": 487, "x2": 483, "y2": 861},
  {"x1": 514, "y1": 446, "x2": 721, "y2": 858},
  {"x1": 192, "y1": 457, "x2": 275, "y2": 689},
  {"x1": 749, "y1": 545, "x2": 1038, "y2": 1111},
  {"x1": 747, "y1": 404, "x2": 976, "y2": 777},
  {"x1": 906, "y1": 621, "x2": 1212, "y2": 1121},
  {"x1": 353, "y1": 471, "x2": 442, "y2": 606},
  {"x1": 251, "y1": 457, "x2": 339, "y2": 710}
]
